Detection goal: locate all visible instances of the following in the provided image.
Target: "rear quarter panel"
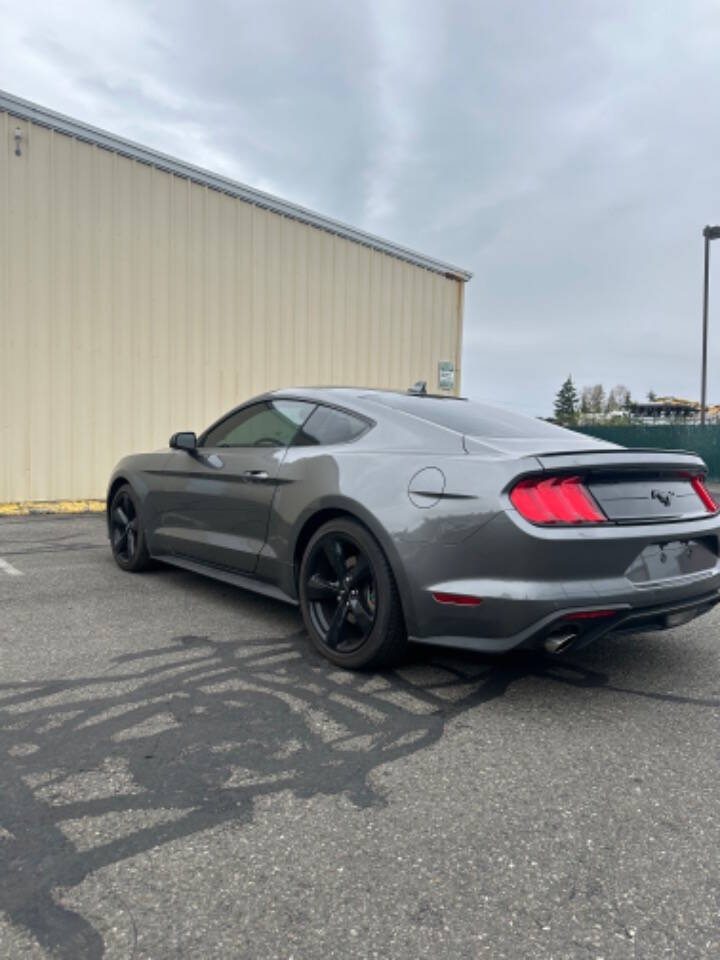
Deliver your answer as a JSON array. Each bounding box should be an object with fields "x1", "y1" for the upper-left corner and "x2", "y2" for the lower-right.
[{"x1": 262, "y1": 434, "x2": 538, "y2": 635}]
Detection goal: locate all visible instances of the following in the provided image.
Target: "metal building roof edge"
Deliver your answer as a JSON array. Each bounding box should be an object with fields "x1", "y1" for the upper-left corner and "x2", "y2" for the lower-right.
[{"x1": 0, "y1": 89, "x2": 472, "y2": 282}]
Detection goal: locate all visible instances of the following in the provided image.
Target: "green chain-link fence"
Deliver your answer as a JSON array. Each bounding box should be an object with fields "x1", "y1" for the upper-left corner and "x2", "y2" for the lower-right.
[{"x1": 573, "y1": 425, "x2": 720, "y2": 480}]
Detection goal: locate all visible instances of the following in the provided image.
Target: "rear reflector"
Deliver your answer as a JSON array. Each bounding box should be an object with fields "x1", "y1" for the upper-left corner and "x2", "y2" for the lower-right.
[
  {"x1": 510, "y1": 475, "x2": 606, "y2": 525},
  {"x1": 691, "y1": 476, "x2": 718, "y2": 513},
  {"x1": 432, "y1": 592, "x2": 483, "y2": 606},
  {"x1": 561, "y1": 609, "x2": 617, "y2": 620}
]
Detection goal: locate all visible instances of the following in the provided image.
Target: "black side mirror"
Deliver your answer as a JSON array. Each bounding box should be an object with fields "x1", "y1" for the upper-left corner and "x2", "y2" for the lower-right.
[{"x1": 169, "y1": 431, "x2": 197, "y2": 451}]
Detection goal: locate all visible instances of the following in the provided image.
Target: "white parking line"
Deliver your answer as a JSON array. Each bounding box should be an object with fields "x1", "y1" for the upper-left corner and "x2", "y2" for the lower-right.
[{"x1": 0, "y1": 558, "x2": 23, "y2": 576}]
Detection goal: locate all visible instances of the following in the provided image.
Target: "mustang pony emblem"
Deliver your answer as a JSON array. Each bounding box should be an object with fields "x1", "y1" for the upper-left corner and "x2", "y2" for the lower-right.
[{"x1": 651, "y1": 489, "x2": 675, "y2": 507}]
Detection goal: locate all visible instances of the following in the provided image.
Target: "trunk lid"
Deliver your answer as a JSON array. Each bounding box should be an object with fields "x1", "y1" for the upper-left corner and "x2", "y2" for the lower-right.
[
  {"x1": 534, "y1": 449, "x2": 711, "y2": 523},
  {"x1": 463, "y1": 436, "x2": 715, "y2": 523}
]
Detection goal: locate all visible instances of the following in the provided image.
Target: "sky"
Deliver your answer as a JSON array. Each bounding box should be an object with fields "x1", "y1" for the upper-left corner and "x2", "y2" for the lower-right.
[{"x1": 2, "y1": 0, "x2": 720, "y2": 415}]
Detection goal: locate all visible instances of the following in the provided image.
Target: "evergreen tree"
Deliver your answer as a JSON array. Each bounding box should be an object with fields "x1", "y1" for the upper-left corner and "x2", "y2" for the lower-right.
[{"x1": 554, "y1": 375, "x2": 579, "y2": 424}]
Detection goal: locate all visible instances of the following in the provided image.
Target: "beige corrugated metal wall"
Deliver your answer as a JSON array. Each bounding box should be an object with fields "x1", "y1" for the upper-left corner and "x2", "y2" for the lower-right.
[{"x1": 0, "y1": 109, "x2": 465, "y2": 502}]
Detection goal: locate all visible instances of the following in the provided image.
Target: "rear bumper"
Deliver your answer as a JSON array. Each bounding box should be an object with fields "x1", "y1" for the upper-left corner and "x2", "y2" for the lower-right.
[
  {"x1": 409, "y1": 588, "x2": 720, "y2": 655},
  {"x1": 403, "y1": 509, "x2": 720, "y2": 654}
]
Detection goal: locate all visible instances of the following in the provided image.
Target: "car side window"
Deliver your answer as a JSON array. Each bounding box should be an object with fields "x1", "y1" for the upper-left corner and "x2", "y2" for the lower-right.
[
  {"x1": 291, "y1": 405, "x2": 370, "y2": 446},
  {"x1": 202, "y1": 400, "x2": 315, "y2": 448}
]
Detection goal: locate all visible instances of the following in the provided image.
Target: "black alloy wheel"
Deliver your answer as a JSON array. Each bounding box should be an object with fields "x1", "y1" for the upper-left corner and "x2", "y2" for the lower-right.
[
  {"x1": 305, "y1": 533, "x2": 377, "y2": 653},
  {"x1": 299, "y1": 518, "x2": 406, "y2": 669},
  {"x1": 110, "y1": 484, "x2": 151, "y2": 572}
]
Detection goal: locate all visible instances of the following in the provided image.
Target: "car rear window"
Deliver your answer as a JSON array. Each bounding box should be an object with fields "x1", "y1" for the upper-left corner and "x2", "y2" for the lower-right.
[{"x1": 365, "y1": 394, "x2": 574, "y2": 439}]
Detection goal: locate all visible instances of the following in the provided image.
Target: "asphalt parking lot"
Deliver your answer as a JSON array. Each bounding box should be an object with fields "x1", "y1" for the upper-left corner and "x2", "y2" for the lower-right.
[{"x1": 1, "y1": 514, "x2": 720, "y2": 959}]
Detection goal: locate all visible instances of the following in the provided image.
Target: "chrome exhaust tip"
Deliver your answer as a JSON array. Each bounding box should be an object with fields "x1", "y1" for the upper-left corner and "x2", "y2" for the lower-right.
[{"x1": 544, "y1": 630, "x2": 579, "y2": 655}]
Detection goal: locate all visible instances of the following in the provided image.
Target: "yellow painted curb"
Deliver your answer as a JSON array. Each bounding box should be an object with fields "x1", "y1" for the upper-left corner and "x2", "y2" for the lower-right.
[{"x1": 0, "y1": 500, "x2": 105, "y2": 516}]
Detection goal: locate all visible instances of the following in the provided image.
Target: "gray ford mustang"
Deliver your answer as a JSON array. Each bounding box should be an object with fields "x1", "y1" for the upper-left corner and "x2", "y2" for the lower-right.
[{"x1": 107, "y1": 386, "x2": 720, "y2": 668}]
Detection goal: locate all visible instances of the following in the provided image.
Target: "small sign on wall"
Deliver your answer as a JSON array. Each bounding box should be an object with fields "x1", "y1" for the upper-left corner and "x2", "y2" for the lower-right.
[{"x1": 438, "y1": 361, "x2": 455, "y2": 391}]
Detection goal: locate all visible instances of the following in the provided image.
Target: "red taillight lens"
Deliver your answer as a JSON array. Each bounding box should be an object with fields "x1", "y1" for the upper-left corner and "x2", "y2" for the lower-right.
[
  {"x1": 691, "y1": 476, "x2": 718, "y2": 513},
  {"x1": 510, "y1": 475, "x2": 606, "y2": 525}
]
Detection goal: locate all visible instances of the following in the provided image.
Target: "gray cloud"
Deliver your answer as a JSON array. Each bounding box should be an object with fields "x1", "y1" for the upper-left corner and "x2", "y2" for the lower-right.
[{"x1": 2, "y1": 0, "x2": 720, "y2": 413}]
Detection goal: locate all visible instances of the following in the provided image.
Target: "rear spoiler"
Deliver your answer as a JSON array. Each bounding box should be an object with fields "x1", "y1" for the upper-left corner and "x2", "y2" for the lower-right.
[{"x1": 533, "y1": 449, "x2": 707, "y2": 474}]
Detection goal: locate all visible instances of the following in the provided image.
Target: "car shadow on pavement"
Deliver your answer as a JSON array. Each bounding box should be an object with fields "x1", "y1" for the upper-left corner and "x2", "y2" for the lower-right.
[{"x1": 1, "y1": 628, "x2": 718, "y2": 958}]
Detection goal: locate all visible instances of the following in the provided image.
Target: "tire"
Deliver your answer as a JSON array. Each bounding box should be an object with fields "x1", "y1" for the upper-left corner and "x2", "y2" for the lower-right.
[
  {"x1": 109, "y1": 484, "x2": 152, "y2": 572},
  {"x1": 298, "y1": 517, "x2": 407, "y2": 669}
]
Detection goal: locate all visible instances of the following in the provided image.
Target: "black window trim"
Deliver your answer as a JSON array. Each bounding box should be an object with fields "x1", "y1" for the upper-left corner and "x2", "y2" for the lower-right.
[{"x1": 197, "y1": 397, "x2": 375, "y2": 449}]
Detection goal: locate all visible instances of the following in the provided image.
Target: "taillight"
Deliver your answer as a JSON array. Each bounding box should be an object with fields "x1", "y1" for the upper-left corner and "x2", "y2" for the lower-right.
[
  {"x1": 691, "y1": 476, "x2": 718, "y2": 513},
  {"x1": 510, "y1": 475, "x2": 606, "y2": 525}
]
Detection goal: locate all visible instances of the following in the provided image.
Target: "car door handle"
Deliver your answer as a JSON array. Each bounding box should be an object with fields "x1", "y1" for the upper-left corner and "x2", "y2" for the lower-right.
[{"x1": 243, "y1": 470, "x2": 269, "y2": 481}]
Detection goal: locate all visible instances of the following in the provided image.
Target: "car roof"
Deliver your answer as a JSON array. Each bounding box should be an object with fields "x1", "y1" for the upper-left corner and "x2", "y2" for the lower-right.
[
  {"x1": 267, "y1": 385, "x2": 465, "y2": 409},
  {"x1": 262, "y1": 386, "x2": 480, "y2": 443},
  {"x1": 263, "y1": 386, "x2": 585, "y2": 449}
]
